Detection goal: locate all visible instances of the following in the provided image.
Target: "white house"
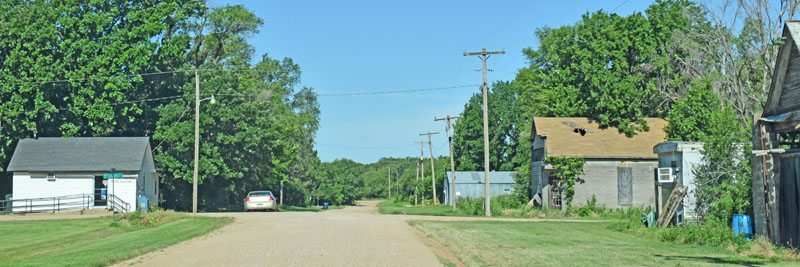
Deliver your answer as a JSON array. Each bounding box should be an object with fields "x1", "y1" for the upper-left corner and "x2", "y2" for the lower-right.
[{"x1": 6, "y1": 137, "x2": 158, "y2": 213}]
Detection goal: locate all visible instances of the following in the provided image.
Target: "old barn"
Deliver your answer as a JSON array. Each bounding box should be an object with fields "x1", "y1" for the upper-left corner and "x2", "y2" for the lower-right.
[{"x1": 751, "y1": 21, "x2": 800, "y2": 247}]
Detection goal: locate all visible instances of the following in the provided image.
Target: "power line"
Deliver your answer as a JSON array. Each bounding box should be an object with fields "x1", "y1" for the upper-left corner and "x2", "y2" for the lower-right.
[
  {"x1": 7, "y1": 70, "x2": 186, "y2": 86},
  {"x1": 611, "y1": 0, "x2": 630, "y2": 13},
  {"x1": 476, "y1": 0, "x2": 532, "y2": 46},
  {"x1": 317, "y1": 84, "x2": 479, "y2": 96},
  {"x1": 314, "y1": 142, "x2": 415, "y2": 150},
  {"x1": 152, "y1": 102, "x2": 193, "y2": 152}
]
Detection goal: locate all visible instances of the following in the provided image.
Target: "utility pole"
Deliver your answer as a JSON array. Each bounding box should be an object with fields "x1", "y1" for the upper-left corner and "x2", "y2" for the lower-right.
[
  {"x1": 388, "y1": 167, "x2": 391, "y2": 199},
  {"x1": 414, "y1": 162, "x2": 419, "y2": 205},
  {"x1": 415, "y1": 141, "x2": 425, "y2": 205},
  {"x1": 193, "y1": 69, "x2": 200, "y2": 216},
  {"x1": 464, "y1": 48, "x2": 504, "y2": 216},
  {"x1": 420, "y1": 132, "x2": 439, "y2": 204},
  {"x1": 435, "y1": 115, "x2": 461, "y2": 212}
]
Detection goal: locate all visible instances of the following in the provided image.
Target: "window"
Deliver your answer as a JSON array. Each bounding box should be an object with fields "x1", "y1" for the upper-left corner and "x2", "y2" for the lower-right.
[
  {"x1": 548, "y1": 176, "x2": 562, "y2": 210},
  {"x1": 618, "y1": 167, "x2": 633, "y2": 206}
]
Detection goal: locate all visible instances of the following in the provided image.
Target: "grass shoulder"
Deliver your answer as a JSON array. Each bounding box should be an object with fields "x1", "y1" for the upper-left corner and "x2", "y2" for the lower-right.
[
  {"x1": 0, "y1": 210, "x2": 231, "y2": 267},
  {"x1": 412, "y1": 220, "x2": 788, "y2": 266}
]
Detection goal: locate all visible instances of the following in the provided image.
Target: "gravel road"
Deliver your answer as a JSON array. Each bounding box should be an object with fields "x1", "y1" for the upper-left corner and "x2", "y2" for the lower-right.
[{"x1": 115, "y1": 201, "x2": 443, "y2": 266}]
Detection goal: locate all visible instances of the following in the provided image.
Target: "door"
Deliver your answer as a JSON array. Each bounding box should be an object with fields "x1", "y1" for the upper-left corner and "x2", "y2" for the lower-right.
[
  {"x1": 618, "y1": 167, "x2": 633, "y2": 206},
  {"x1": 548, "y1": 176, "x2": 562, "y2": 210},
  {"x1": 94, "y1": 176, "x2": 107, "y2": 206},
  {"x1": 779, "y1": 157, "x2": 800, "y2": 247}
]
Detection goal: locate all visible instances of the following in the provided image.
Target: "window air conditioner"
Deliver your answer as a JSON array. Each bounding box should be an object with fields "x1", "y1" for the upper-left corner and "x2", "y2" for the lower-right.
[{"x1": 657, "y1": 167, "x2": 674, "y2": 184}]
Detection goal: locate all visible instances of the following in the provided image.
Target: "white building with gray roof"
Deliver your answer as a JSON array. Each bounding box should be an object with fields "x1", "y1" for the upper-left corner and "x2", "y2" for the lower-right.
[{"x1": 6, "y1": 137, "x2": 158, "y2": 213}]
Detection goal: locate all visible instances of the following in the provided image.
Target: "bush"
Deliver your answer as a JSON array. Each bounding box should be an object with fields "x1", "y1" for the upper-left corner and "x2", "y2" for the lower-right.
[{"x1": 115, "y1": 208, "x2": 186, "y2": 229}]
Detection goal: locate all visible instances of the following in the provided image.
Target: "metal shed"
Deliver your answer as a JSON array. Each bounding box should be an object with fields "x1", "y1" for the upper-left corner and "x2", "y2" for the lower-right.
[{"x1": 442, "y1": 171, "x2": 515, "y2": 205}]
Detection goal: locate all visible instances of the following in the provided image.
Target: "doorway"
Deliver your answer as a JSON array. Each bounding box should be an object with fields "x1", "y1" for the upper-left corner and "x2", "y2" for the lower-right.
[{"x1": 94, "y1": 176, "x2": 107, "y2": 206}]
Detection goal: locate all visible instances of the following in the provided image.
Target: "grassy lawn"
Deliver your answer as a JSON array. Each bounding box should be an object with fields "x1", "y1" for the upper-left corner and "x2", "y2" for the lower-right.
[
  {"x1": 378, "y1": 201, "x2": 461, "y2": 216},
  {"x1": 412, "y1": 220, "x2": 789, "y2": 267},
  {"x1": 0, "y1": 216, "x2": 231, "y2": 267}
]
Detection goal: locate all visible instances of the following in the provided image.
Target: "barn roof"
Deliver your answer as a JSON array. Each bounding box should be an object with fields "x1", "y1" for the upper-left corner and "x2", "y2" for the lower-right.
[
  {"x1": 6, "y1": 137, "x2": 152, "y2": 172},
  {"x1": 532, "y1": 117, "x2": 667, "y2": 159},
  {"x1": 444, "y1": 171, "x2": 516, "y2": 184},
  {"x1": 763, "y1": 21, "x2": 800, "y2": 117}
]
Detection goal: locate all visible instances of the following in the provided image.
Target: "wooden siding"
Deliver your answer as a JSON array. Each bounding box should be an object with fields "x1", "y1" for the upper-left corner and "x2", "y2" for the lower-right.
[
  {"x1": 106, "y1": 177, "x2": 137, "y2": 212},
  {"x1": 12, "y1": 172, "x2": 94, "y2": 212},
  {"x1": 779, "y1": 45, "x2": 800, "y2": 114}
]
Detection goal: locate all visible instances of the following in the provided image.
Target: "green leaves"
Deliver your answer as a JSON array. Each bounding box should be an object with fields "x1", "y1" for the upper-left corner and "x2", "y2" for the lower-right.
[{"x1": 545, "y1": 156, "x2": 585, "y2": 207}]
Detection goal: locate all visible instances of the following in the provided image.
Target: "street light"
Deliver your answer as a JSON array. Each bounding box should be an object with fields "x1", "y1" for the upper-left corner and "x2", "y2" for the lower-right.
[{"x1": 193, "y1": 69, "x2": 216, "y2": 215}]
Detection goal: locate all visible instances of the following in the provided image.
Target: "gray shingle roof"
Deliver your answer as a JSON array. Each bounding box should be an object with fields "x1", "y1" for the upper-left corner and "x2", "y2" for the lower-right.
[
  {"x1": 6, "y1": 137, "x2": 151, "y2": 172},
  {"x1": 444, "y1": 171, "x2": 516, "y2": 184}
]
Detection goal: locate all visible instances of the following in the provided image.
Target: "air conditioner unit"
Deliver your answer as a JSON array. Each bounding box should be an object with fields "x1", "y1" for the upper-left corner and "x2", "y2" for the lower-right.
[{"x1": 657, "y1": 167, "x2": 674, "y2": 184}]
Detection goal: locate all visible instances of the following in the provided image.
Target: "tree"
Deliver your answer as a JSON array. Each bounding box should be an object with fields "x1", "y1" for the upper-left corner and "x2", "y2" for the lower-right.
[
  {"x1": 515, "y1": 0, "x2": 702, "y2": 136},
  {"x1": 665, "y1": 79, "x2": 751, "y2": 224},
  {"x1": 452, "y1": 81, "x2": 523, "y2": 172},
  {"x1": 0, "y1": 0, "x2": 204, "y2": 197},
  {"x1": 153, "y1": 5, "x2": 319, "y2": 210}
]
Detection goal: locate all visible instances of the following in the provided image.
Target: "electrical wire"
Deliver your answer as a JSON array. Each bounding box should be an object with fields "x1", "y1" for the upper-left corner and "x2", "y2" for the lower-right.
[
  {"x1": 152, "y1": 102, "x2": 193, "y2": 152},
  {"x1": 317, "y1": 84, "x2": 479, "y2": 97},
  {"x1": 611, "y1": 0, "x2": 630, "y2": 13}
]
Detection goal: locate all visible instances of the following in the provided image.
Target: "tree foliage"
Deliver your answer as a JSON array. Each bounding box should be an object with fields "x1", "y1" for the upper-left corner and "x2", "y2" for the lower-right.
[{"x1": 452, "y1": 81, "x2": 524, "y2": 172}]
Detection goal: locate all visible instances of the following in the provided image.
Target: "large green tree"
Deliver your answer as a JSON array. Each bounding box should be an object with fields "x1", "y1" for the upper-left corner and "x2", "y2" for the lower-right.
[
  {"x1": 0, "y1": 0, "x2": 203, "y2": 197},
  {"x1": 514, "y1": 0, "x2": 701, "y2": 136},
  {"x1": 153, "y1": 5, "x2": 320, "y2": 210},
  {"x1": 452, "y1": 81, "x2": 524, "y2": 172}
]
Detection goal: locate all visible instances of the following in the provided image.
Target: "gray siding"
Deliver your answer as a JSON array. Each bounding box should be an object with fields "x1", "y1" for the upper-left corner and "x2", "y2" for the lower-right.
[
  {"x1": 572, "y1": 160, "x2": 657, "y2": 208},
  {"x1": 780, "y1": 45, "x2": 800, "y2": 113}
]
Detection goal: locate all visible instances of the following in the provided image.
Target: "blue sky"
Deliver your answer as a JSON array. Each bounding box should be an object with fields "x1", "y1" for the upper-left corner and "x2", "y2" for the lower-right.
[{"x1": 213, "y1": 0, "x2": 653, "y2": 163}]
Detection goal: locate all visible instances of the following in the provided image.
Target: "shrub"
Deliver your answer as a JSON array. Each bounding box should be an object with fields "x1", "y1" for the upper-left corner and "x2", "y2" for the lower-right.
[{"x1": 115, "y1": 208, "x2": 186, "y2": 229}]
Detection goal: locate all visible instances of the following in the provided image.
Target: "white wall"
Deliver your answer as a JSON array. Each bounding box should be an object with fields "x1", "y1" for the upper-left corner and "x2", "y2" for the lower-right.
[
  {"x1": 12, "y1": 172, "x2": 94, "y2": 212},
  {"x1": 107, "y1": 176, "x2": 137, "y2": 212}
]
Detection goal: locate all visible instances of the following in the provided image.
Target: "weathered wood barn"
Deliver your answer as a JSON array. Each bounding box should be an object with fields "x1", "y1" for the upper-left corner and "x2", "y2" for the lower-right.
[
  {"x1": 751, "y1": 21, "x2": 800, "y2": 247},
  {"x1": 529, "y1": 117, "x2": 668, "y2": 210}
]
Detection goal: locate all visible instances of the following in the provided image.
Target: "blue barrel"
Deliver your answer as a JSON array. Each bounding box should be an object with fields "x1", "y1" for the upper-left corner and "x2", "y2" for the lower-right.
[
  {"x1": 139, "y1": 195, "x2": 149, "y2": 212},
  {"x1": 323, "y1": 202, "x2": 329, "y2": 209},
  {"x1": 732, "y1": 214, "x2": 753, "y2": 240}
]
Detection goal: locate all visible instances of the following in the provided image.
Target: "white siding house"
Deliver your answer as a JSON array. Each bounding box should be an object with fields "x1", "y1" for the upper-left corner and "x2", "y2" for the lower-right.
[{"x1": 6, "y1": 137, "x2": 158, "y2": 213}]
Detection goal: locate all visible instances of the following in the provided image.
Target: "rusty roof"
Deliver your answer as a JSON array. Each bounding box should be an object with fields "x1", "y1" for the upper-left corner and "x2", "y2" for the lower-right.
[{"x1": 532, "y1": 117, "x2": 668, "y2": 159}]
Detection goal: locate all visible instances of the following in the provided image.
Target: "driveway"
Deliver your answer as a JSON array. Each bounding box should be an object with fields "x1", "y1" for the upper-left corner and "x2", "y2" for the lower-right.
[{"x1": 115, "y1": 201, "x2": 443, "y2": 266}]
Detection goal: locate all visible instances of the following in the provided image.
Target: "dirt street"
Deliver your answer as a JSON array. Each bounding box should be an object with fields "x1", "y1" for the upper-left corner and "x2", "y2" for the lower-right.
[{"x1": 115, "y1": 201, "x2": 444, "y2": 266}]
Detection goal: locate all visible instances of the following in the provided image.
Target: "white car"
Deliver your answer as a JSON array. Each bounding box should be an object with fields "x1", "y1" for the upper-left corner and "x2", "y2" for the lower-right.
[{"x1": 244, "y1": 191, "x2": 277, "y2": 212}]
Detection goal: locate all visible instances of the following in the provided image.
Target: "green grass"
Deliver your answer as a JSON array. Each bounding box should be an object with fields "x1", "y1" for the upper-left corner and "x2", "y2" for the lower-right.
[
  {"x1": 378, "y1": 201, "x2": 465, "y2": 216},
  {"x1": 412, "y1": 220, "x2": 789, "y2": 267},
  {"x1": 0, "y1": 216, "x2": 232, "y2": 267}
]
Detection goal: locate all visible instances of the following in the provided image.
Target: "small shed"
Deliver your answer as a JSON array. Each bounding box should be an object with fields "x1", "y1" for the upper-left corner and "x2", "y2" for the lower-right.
[
  {"x1": 442, "y1": 171, "x2": 515, "y2": 205},
  {"x1": 6, "y1": 137, "x2": 158, "y2": 213},
  {"x1": 653, "y1": 141, "x2": 704, "y2": 223},
  {"x1": 752, "y1": 21, "x2": 800, "y2": 247}
]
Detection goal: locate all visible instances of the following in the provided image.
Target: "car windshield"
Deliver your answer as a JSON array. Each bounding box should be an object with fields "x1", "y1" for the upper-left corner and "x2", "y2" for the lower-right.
[{"x1": 248, "y1": 191, "x2": 271, "y2": 197}]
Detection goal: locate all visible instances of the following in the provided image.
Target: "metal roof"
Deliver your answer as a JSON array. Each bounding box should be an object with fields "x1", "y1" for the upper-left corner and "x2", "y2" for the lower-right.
[
  {"x1": 444, "y1": 171, "x2": 516, "y2": 184},
  {"x1": 6, "y1": 137, "x2": 151, "y2": 172}
]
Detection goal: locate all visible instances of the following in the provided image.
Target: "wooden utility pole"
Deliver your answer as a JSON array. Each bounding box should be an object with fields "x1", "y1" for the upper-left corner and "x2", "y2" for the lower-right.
[
  {"x1": 464, "y1": 48, "x2": 504, "y2": 216},
  {"x1": 388, "y1": 167, "x2": 391, "y2": 199},
  {"x1": 435, "y1": 115, "x2": 461, "y2": 212},
  {"x1": 193, "y1": 69, "x2": 200, "y2": 216},
  {"x1": 420, "y1": 132, "x2": 440, "y2": 204},
  {"x1": 415, "y1": 141, "x2": 425, "y2": 205},
  {"x1": 414, "y1": 162, "x2": 420, "y2": 205}
]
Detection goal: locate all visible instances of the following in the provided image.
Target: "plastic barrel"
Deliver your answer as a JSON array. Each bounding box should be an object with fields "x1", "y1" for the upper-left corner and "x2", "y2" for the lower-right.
[{"x1": 732, "y1": 214, "x2": 753, "y2": 240}]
